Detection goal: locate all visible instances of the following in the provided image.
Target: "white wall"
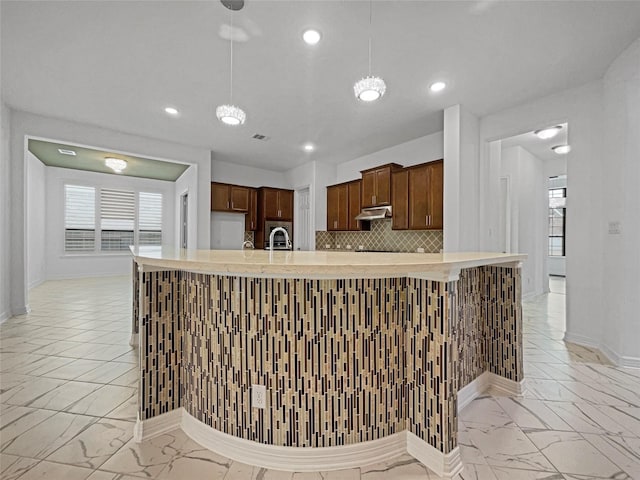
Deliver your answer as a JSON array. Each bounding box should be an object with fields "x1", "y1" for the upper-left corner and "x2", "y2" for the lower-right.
[
  {"x1": 9, "y1": 110, "x2": 210, "y2": 314},
  {"x1": 501, "y1": 146, "x2": 547, "y2": 297},
  {"x1": 211, "y1": 157, "x2": 289, "y2": 188},
  {"x1": 479, "y1": 81, "x2": 605, "y2": 361},
  {"x1": 45, "y1": 166, "x2": 175, "y2": 279},
  {"x1": 444, "y1": 106, "x2": 480, "y2": 252},
  {"x1": 0, "y1": 103, "x2": 11, "y2": 321},
  {"x1": 26, "y1": 152, "x2": 46, "y2": 288},
  {"x1": 601, "y1": 37, "x2": 640, "y2": 366},
  {"x1": 175, "y1": 166, "x2": 198, "y2": 249}
]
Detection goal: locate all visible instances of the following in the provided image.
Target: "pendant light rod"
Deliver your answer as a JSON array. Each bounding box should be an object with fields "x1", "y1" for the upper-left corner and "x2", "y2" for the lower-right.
[
  {"x1": 229, "y1": 10, "x2": 234, "y2": 102},
  {"x1": 368, "y1": 0, "x2": 372, "y2": 75}
]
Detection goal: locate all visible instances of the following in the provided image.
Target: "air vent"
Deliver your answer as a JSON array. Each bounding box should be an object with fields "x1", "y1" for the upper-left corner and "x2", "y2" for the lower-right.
[
  {"x1": 58, "y1": 148, "x2": 77, "y2": 156},
  {"x1": 252, "y1": 134, "x2": 270, "y2": 141}
]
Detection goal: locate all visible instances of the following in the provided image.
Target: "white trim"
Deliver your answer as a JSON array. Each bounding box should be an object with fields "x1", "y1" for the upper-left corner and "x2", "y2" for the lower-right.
[
  {"x1": 457, "y1": 371, "x2": 491, "y2": 412},
  {"x1": 406, "y1": 432, "x2": 462, "y2": 478},
  {"x1": 487, "y1": 372, "x2": 525, "y2": 396},
  {"x1": 10, "y1": 304, "x2": 30, "y2": 316},
  {"x1": 182, "y1": 411, "x2": 406, "y2": 472},
  {"x1": 564, "y1": 332, "x2": 640, "y2": 369},
  {"x1": 28, "y1": 278, "x2": 46, "y2": 290},
  {"x1": 45, "y1": 272, "x2": 130, "y2": 281},
  {"x1": 409, "y1": 267, "x2": 461, "y2": 283},
  {"x1": 134, "y1": 409, "x2": 183, "y2": 443},
  {"x1": 129, "y1": 333, "x2": 139, "y2": 347},
  {"x1": 0, "y1": 311, "x2": 9, "y2": 324}
]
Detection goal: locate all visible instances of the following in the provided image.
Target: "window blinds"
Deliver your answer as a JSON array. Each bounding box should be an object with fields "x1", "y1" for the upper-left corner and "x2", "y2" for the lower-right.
[
  {"x1": 100, "y1": 189, "x2": 135, "y2": 251},
  {"x1": 64, "y1": 185, "x2": 96, "y2": 252},
  {"x1": 138, "y1": 192, "x2": 163, "y2": 245}
]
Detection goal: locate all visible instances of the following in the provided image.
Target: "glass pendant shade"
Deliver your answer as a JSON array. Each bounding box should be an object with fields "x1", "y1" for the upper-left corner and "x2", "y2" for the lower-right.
[
  {"x1": 354, "y1": 76, "x2": 386, "y2": 102},
  {"x1": 216, "y1": 104, "x2": 246, "y2": 125}
]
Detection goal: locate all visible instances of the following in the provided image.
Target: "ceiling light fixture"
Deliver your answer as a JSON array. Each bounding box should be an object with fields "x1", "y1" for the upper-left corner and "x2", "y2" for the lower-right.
[
  {"x1": 302, "y1": 29, "x2": 321, "y2": 45},
  {"x1": 105, "y1": 157, "x2": 127, "y2": 173},
  {"x1": 164, "y1": 107, "x2": 179, "y2": 115},
  {"x1": 216, "y1": 1, "x2": 246, "y2": 126},
  {"x1": 353, "y1": 0, "x2": 386, "y2": 102},
  {"x1": 58, "y1": 148, "x2": 76, "y2": 156},
  {"x1": 303, "y1": 143, "x2": 315, "y2": 152},
  {"x1": 552, "y1": 145, "x2": 571, "y2": 155},
  {"x1": 430, "y1": 81, "x2": 446, "y2": 92},
  {"x1": 534, "y1": 125, "x2": 562, "y2": 140}
]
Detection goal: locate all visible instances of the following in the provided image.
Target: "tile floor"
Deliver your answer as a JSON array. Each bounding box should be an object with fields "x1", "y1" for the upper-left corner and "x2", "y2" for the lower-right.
[{"x1": 1, "y1": 275, "x2": 639, "y2": 479}]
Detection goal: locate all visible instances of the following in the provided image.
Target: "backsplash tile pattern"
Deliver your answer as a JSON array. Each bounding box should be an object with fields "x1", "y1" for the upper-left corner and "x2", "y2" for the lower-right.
[
  {"x1": 316, "y1": 219, "x2": 443, "y2": 253},
  {"x1": 136, "y1": 264, "x2": 522, "y2": 455}
]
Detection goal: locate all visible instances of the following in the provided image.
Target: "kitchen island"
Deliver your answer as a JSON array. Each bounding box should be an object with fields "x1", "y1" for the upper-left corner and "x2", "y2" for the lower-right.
[{"x1": 131, "y1": 247, "x2": 526, "y2": 478}]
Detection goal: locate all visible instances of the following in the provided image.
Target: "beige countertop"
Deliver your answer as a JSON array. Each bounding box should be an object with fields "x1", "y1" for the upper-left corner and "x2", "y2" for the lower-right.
[{"x1": 131, "y1": 246, "x2": 526, "y2": 280}]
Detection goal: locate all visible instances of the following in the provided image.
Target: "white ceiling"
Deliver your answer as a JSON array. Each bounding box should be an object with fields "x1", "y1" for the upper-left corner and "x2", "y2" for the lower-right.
[
  {"x1": 2, "y1": 1, "x2": 640, "y2": 171},
  {"x1": 501, "y1": 123, "x2": 569, "y2": 162}
]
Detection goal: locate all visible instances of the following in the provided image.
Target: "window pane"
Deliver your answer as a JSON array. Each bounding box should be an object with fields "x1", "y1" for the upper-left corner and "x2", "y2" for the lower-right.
[
  {"x1": 64, "y1": 185, "x2": 95, "y2": 252},
  {"x1": 100, "y1": 189, "x2": 135, "y2": 251},
  {"x1": 138, "y1": 192, "x2": 163, "y2": 246}
]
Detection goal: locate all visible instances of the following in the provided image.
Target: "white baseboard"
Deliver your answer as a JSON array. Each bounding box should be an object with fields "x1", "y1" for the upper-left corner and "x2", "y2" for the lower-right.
[
  {"x1": 457, "y1": 371, "x2": 525, "y2": 412},
  {"x1": 129, "y1": 333, "x2": 139, "y2": 347},
  {"x1": 10, "y1": 304, "x2": 30, "y2": 316},
  {"x1": 406, "y1": 432, "x2": 462, "y2": 478},
  {"x1": 0, "y1": 311, "x2": 9, "y2": 324},
  {"x1": 564, "y1": 332, "x2": 640, "y2": 369},
  {"x1": 28, "y1": 278, "x2": 45, "y2": 290},
  {"x1": 134, "y1": 409, "x2": 183, "y2": 443}
]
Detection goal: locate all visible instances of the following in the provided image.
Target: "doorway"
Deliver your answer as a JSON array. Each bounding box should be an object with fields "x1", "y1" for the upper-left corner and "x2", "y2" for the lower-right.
[{"x1": 294, "y1": 186, "x2": 311, "y2": 251}]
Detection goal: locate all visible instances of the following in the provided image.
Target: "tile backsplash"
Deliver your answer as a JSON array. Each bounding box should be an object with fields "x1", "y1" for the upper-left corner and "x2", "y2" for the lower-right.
[{"x1": 316, "y1": 219, "x2": 443, "y2": 253}]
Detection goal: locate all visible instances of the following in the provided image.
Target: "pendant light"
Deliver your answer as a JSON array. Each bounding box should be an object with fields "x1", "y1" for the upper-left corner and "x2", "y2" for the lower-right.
[
  {"x1": 353, "y1": 0, "x2": 386, "y2": 102},
  {"x1": 216, "y1": 0, "x2": 246, "y2": 126}
]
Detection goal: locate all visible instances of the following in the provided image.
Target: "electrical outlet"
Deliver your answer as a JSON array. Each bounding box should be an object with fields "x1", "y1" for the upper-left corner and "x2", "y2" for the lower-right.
[
  {"x1": 336, "y1": 244, "x2": 341, "y2": 249},
  {"x1": 252, "y1": 384, "x2": 266, "y2": 409},
  {"x1": 358, "y1": 245, "x2": 364, "y2": 250},
  {"x1": 325, "y1": 244, "x2": 331, "y2": 249},
  {"x1": 346, "y1": 244, "x2": 351, "y2": 250},
  {"x1": 417, "y1": 247, "x2": 425, "y2": 253}
]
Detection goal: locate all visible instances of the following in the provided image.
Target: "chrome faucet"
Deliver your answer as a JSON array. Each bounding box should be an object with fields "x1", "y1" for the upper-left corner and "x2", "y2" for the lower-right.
[
  {"x1": 268, "y1": 227, "x2": 291, "y2": 251},
  {"x1": 242, "y1": 240, "x2": 254, "y2": 250}
]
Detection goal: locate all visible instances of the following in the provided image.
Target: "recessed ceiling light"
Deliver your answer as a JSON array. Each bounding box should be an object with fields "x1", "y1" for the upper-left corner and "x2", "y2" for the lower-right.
[
  {"x1": 429, "y1": 81, "x2": 446, "y2": 92},
  {"x1": 303, "y1": 143, "x2": 315, "y2": 152},
  {"x1": 58, "y1": 148, "x2": 76, "y2": 156},
  {"x1": 164, "y1": 107, "x2": 179, "y2": 115},
  {"x1": 302, "y1": 29, "x2": 321, "y2": 45},
  {"x1": 105, "y1": 157, "x2": 127, "y2": 173},
  {"x1": 534, "y1": 125, "x2": 562, "y2": 140},
  {"x1": 552, "y1": 145, "x2": 571, "y2": 155}
]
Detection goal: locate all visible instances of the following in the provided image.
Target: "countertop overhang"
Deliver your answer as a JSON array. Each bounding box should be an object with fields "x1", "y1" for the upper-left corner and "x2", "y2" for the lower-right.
[{"x1": 131, "y1": 246, "x2": 526, "y2": 280}]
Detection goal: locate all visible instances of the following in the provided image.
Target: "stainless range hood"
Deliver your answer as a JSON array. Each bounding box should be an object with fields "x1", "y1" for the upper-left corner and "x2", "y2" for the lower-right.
[{"x1": 354, "y1": 205, "x2": 392, "y2": 221}]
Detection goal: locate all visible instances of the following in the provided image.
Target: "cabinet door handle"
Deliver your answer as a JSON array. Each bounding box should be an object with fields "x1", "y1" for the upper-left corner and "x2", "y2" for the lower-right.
[
  {"x1": 428, "y1": 215, "x2": 431, "y2": 226},
  {"x1": 227, "y1": 201, "x2": 230, "y2": 209},
  {"x1": 372, "y1": 195, "x2": 376, "y2": 204},
  {"x1": 334, "y1": 220, "x2": 337, "y2": 229},
  {"x1": 426, "y1": 215, "x2": 428, "y2": 226}
]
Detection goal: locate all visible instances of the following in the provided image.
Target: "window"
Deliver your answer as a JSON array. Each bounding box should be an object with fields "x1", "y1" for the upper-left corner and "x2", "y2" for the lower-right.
[
  {"x1": 138, "y1": 192, "x2": 163, "y2": 246},
  {"x1": 548, "y1": 187, "x2": 566, "y2": 256},
  {"x1": 64, "y1": 185, "x2": 96, "y2": 252},
  {"x1": 64, "y1": 184, "x2": 163, "y2": 253}
]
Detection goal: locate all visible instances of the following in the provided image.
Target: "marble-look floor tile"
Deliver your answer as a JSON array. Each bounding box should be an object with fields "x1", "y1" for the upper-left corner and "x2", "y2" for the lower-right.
[
  {"x1": 525, "y1": 430, "x2": 625, "y2": 478},
  {"x1": 46, "y1": 418, "x2": 134, "y2": 469},
  {"x1": 109, "y1": 367, "x2": 138, "y2": 387},
  {"x1": 0, "y1": 377, "x2": 66, "y2": 406},
  {"x1": 460, "y1": 397, "x2": 513, "y2": 427},
  {"x1": 66, "y1": 384, "x2": 136, "y2": 417},
  {"x1": 27, "y1": 381, "x2": 102, "y2": 411},
  {"x1": 0, "y1": 453, "x2": 40, "y2": 480},
  {"x1": 75, "y1": 362, "x2": 136, "y2": 384},
  {"x1": 360, "y1": 454, "x2": 435, "y2": 479},
  {"x1": 104, "y1": 393, "x2": 137, "y2": 422},
  {"x1": 42, "y1": 359, "x2": 107, "y2": 380},
  {"x1": 0, "y1": 373, "x2": 33, "y2": 394},
  {"x1": 99, "y1": 429, "x2": 191, "y2": 478},
  {"x1": 542, "y1": 401, "x2": 634, "y2": 436},
  {"x1": 494, "y1": 398, "x2": 572, "y2": 431},
  {"x1": 155, "y1": 443, "x2": 231, "y2": 479},
  {"x1": 2, "y1": 411, "x2": 95, "y2": 458},
  {"x1": 12, "y1": 460, "x2": 94, "y2": 480},
  {"x1": 490, "y1": 466, "x2": 563, "y2": 479},
  {"x1": 464, "y1": 423, "x2": 556, "y2": 471},
  {"x1": 0, "y1": 406, "x2": 55, "y2": 449},
  {"x1": 581, "y1": 434, "x2": 640, "y2": 479},
  {"x1": 224, "y1": 461, "x2": 295, "y2": 479},
  {"x1": 558, "y1": 381, "x2": 639, "y2": 407},
  {"x1": 456, "y1": 464, "x2": 497, "y2": 479},
  {"x1": 525, "y1": 380, "x2": 582, "y2": 403},
  {"x1": 86, "y1": 471, "x2": 148, "y2": 480}
]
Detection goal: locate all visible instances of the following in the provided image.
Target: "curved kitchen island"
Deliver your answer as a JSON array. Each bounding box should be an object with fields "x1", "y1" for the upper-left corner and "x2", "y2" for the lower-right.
[{"x1": 131, "y1": 247, "x2": 526, "y2": 478}]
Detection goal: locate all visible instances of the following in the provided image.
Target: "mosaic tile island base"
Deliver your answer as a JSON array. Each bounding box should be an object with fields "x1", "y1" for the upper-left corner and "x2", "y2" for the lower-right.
[{"x1": 131, "y1": 247, "x2": 525, "y2": 478}]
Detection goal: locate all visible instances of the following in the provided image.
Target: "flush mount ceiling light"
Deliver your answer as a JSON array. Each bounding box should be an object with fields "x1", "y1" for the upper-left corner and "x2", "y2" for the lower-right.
[
  {"x1": 552, "y1": 145, "x2": 571, "y2": 155},
  {"x1": 216, "y1": 0, "x2": 246, "y2": 126},
  {"x1": 164, "y1": 106, "x2": 179, "y2": 115},
  {"x1": 105, "y1": 157, "x2": 127, "y2": 173},
  {"x1": 303, "y1": 143, "x2": 315, "y2": 152},
  {"x1": 534, "y1": 125, "x2": 562, "y2": 140},
  {"x1": 58, "y1": 148, "x2": 76, "y2": 156},
  {"x1": 430, "y1": 81, "x2": 446, "y2": 92},
  {"x1": 302, "y1": 29, "x2": 321, "y2": 45},
  {"x1": 353, "y1": 0, "x2": 386, "y2": 102}
]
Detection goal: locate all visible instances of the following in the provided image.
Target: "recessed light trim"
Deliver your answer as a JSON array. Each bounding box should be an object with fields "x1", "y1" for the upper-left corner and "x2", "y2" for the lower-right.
[
  {"x1": 105, "y1": 157, "x2": 128, "y2": 173},
  {"x1": 552, "y1": 145, "x2": 571, "y2": 155},
  {"x1": 430, "y1": 81, "x2": 446, "y2": 92},
  {"x1": 534, "y1": 125, "x2": 562, "y2": 140},
  {"x1": 302, "y1": 29, "x2": 321, "y2": 45},
  {"x1": 58, "y1": 148, "x2": 76, "y2": 156},
  {"x1": 164, "y1": 107, "x2": 179, "y2": 115},
  {"x1": 303, "y1": 143, "x2": 315, "y2": 152}
]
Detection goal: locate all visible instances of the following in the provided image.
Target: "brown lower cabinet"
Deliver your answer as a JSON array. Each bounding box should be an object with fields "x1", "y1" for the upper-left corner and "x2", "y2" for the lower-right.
[
  {"x1": 391, "y1": 160, "x2": 443, "y2": 230},
  {"x1": 326, "y1": 179, "x2": 363, "y2": 231}
]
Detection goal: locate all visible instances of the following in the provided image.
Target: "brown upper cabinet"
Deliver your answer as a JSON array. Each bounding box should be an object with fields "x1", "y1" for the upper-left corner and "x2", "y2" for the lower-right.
[
  {"x1": 211, "y1": 182, "x2": 250, "y2": 212},
  {"x1": 259, "y1": 187, "x2": 294, "y2": 221},
  {"x1": 361, "y1": 163, "x2": 403, "y2": 208},
  {"x1": 245, "y1": 188, "x2": 258, "y2": 231},
  {"x1": 326, "y1": 179, "x2": 362, "y2": 231},
  {"x1": 391, "y1": 169, "x2": 409, "y2": 230},
  {"x1": 406, "y1": 160, "x2": 444, "y2": 230}
]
